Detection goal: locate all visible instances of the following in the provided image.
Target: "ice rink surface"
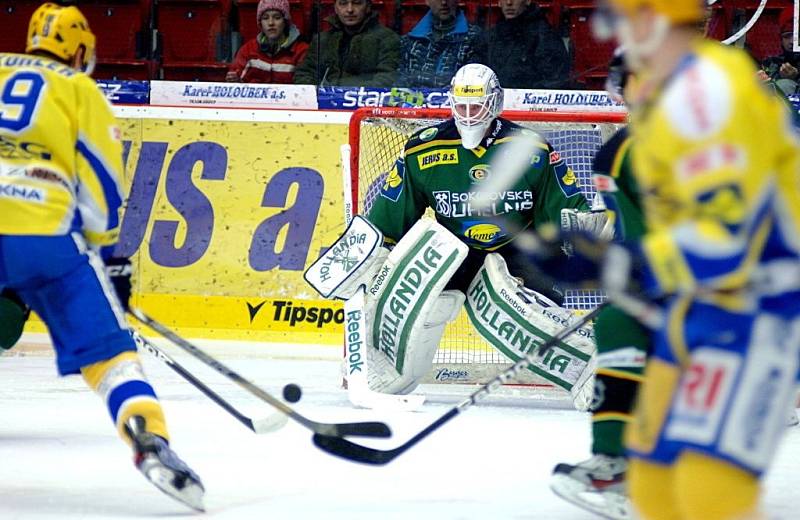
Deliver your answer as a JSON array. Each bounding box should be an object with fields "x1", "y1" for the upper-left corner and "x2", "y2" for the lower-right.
[{"x1": 1, "y1": 340, "x2": 798, "y2": 520}]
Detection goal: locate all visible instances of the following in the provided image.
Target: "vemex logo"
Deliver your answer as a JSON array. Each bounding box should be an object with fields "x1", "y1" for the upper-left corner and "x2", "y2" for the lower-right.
[{"x1": 465, "y1": 223, "x2": 502, "y2": 244}]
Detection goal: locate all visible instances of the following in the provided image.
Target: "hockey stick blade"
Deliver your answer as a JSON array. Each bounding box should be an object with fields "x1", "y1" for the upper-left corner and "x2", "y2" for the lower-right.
[
  {"x1": 129, "y1": 308, "x2": 391, "y2": 439},
  {"x1": 250, "y1": 413, "x2": 290, "y2": 433},
  {"x1": 313, "y1": 306, "x2": 604, "y2": 465},
  {"x1": 349, "y1": 388, "x2": 426, "y2": 412},
  {"x1": 313, "y1": 407, "x2": 457, "y2": 465},
  {"x1": 133, "y1": 331, "x2": 288, "y2": 434}
]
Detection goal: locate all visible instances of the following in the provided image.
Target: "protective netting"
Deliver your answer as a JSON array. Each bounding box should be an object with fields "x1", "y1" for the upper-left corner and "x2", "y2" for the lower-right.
[{"x1": 351, "y1": 110, "x2": 624, "y2": 364}]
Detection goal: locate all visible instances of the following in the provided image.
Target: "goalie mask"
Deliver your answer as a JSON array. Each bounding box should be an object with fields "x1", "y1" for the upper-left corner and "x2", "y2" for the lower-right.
[{"x1": 448, "y1": 64, "x2": 504, "y2": 150}]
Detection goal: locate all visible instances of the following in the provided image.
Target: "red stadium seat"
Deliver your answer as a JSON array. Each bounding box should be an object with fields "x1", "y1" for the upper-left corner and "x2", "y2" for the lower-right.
[
  {"x1": 745, "y1": 6, "x2": 787, "y2": 62},
  {"x1": 79, "y1": 0, "x2": 151, "y2": 60},
  {"x1": 0, "y1": 1, "x2": 41, "y2": 54},
  {"x1": 156, "y1": 0, "x2": 231, "y2": 64},
  {"x1": 79, "y1": 1, "x2": 154, "y2": 80},
  {"x1": 160, "y1": 62, "x2": 229, "y2": 81},
  {"x1": 94, "y1": 59, "x2": 155, "y2": 80},
  {"x1": 565, "y1": 4, "x2": 615, "y2": 89},
  {"x1": 463, "y1": 0, "x2": 480, "y2": 24},
  {"x1": 704, "y1": 4, "x2": 732, "y2": 42}
]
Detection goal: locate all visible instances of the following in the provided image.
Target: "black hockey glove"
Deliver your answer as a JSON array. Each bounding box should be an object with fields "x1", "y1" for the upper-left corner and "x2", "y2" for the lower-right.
[
  {"x1": 515, "y1": 225, "x2": 641, "y2": 294},
  {"x1": 105, "y1": 257, "x2": 132, "y2": 310}
]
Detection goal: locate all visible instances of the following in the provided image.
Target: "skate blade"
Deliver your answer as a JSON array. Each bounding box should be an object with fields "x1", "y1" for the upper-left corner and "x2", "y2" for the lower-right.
[
  {"x1": 144, "y1": 465, "x2": 206, "y2": 512},
  {"x1": 550, "y1": 474, "x2": 632, "y2": 520}
]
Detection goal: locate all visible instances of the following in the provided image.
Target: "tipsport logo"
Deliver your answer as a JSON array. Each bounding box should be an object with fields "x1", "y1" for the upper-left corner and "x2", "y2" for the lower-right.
[{"x1": 247, "y1": 300, "x2": 345, "y2": 328}]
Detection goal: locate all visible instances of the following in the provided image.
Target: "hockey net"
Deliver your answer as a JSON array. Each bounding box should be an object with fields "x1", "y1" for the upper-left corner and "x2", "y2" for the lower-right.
[{"x1": 344, "y1": 107, "x2": 627, "y2": 386}]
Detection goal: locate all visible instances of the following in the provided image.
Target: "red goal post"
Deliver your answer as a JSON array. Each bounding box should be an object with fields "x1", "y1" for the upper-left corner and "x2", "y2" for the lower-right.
[{"x1": 343, "y1": 106, "x2": 627, "y2": 388}]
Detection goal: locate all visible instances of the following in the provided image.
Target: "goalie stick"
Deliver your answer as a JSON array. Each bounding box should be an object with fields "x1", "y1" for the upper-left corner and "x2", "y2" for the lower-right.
[
  {"x1": 129, "y1": 308, "x2": 391, "y2": 439},
  {"x1": 132, "y1": 331, "x2": 288, "y2": 434},
  {"x1": 313, "y1": 303, "x2": 606, "y2": 465},
  {"x1": 344, "y1": 287, "x2": 426, "y2": 412}
]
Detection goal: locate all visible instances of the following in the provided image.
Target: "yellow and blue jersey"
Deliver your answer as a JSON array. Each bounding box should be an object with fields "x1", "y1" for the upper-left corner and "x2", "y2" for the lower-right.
[
  {"x1": 628, "y1": 39, "x2": 800, "y2": 310},
  {"x1": 0, "y1": 53, "x2": 124, "y2": 249}
]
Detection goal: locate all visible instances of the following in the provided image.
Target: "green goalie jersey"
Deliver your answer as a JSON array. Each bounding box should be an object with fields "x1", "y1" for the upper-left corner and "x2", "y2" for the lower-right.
[{"x1": 367, "y1": 118, "x2": 589, "y2": 250}]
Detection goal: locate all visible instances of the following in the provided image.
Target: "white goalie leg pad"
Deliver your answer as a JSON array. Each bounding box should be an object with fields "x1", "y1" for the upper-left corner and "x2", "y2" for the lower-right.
[
  {"x1": 304, "y1": 215, "x2": 389, "y2": 300},
  {"x1": 365, "y1": 219, "x2": 468, "y2": 394},
  {"x1": 343, "y1": 287, "x2": 426, "y2": 411},
  {"x1": 465, "y1": 253, "x2": 597, "y2": 410},
  {"x1": 368, "y1": 290, "x2": 464, "y2": 394}
]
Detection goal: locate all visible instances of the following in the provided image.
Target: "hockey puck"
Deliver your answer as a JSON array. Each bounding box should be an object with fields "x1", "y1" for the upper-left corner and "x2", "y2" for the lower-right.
[{"x1": 282, "y1": 383, "x2": 302, "y2": 403}]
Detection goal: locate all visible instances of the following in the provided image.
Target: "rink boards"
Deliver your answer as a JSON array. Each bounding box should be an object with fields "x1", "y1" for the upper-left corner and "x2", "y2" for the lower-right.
[{"x1": 27, "y1": 106, "x2": 352, "y2": 345}]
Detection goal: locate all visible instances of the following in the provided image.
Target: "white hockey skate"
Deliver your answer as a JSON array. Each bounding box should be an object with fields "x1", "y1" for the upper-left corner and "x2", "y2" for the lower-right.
[
  {"x1": 789, "y1": 409, "x2": 799, "y2": 427},
  {"x1": 126, "y1": 416, "x2": 205, "y2": 512},
  {"x1": 550, "y1": 454, "x2": 632, "y2": 520}
]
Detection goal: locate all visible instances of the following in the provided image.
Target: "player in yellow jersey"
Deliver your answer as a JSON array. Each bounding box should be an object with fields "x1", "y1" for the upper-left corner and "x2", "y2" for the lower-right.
[
  {"x1": 522, "y1": 0, "x2": 800, "y2": 518},
  {"x1": 0, "y1": 3, "x2": 204, "y2": 510}
]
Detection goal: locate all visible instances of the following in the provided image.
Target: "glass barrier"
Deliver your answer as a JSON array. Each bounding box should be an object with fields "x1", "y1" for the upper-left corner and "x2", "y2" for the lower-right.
[{"x1": 0, "y1": 0, "x2": 796, "y2": 95}]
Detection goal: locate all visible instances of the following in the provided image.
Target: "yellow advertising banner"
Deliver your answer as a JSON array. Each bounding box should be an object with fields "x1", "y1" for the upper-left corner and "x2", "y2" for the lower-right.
[{"x1": 106, "y1": 114, "x2": 350, "y2": 343}]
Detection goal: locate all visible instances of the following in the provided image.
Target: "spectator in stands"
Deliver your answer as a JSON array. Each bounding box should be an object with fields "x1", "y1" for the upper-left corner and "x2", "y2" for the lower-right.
[
  {"x1": 486, "y1": 0, "x2": 569, "y2": 89},
  {"x1": 293, "y1": 0, "x2": 400, "y2": 87},
  {"x1": 397, "y1": 0, "x2": 487, "y2": 88},
  {"x1": 760, "y1": 7, "x2": 800, "y2": 95},
  {"x1": 226, "y1": 0, "x2": 309, "y2": 84}
]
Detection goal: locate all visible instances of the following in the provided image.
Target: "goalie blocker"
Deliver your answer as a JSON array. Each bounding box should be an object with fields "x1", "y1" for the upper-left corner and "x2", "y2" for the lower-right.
[{"x1": 306, "y1": 216, "x2": 597, "y2": 407}]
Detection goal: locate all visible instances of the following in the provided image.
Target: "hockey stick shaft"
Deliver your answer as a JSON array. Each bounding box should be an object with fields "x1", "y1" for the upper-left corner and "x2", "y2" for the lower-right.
[
  {"x1": 132, "y1": 331, "x2": 287, "y2": 433},
  {"x1": 129, "y1": 308, "x2": 390, "y2": 439},
  {"x1": 313, "y1": 303, "x2": 606, "y2": 464}
]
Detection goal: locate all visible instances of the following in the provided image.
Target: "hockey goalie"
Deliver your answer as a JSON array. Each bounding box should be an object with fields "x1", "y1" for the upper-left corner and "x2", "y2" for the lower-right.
[{"x1": 306, "y1": 64, "x2": 611, "y2": 410}]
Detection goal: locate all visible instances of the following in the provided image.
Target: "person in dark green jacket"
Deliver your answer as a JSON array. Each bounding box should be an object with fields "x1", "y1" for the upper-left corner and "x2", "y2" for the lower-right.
[
  {"x1": 486, "y1": 0, "x2": 570, "y2": 89},
  {"x1": 293, "y1": 0, "x2": 400, "y2": 87}
]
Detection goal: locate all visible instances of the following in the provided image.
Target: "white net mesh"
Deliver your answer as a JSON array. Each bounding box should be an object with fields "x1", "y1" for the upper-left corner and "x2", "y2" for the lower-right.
[{"x1": 350, "y1": 109, "x2": 625, "y2": 366}]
